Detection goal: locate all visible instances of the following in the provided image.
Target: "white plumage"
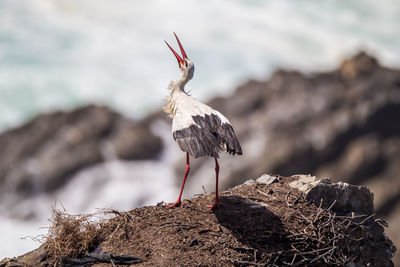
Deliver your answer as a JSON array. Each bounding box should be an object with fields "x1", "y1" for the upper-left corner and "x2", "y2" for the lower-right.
[
  {"x1": 170, "y1": 90, "x2": 230, "y2": 132},
  {"x1": 163, "y1": 33, "x2": 241, "y2": 210}
]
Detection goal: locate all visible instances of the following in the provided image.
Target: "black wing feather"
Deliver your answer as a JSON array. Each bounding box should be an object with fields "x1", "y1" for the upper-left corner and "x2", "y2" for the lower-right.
[{"x1": 173, "y1": 113, "x2": 242, "y2": 158}]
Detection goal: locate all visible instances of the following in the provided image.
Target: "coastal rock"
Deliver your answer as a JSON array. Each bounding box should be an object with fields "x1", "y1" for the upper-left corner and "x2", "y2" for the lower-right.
[
  {"x1": 306, "y1": 180, "x2": 375, "y2": 215},
  {"x1": 208, "y1": 52, "x2": 400, "y2": 190},
  {"x1": 289, "y1": 175, "x2": 374, "y2": 215},
  {"x1": 0, "y1": 105, "x2": 162, "y2": 197}
]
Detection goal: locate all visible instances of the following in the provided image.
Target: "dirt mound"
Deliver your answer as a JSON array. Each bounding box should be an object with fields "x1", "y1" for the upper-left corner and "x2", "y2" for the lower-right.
[{"x1": 6, "y1": 175, "x2": 394, "y2": 266}]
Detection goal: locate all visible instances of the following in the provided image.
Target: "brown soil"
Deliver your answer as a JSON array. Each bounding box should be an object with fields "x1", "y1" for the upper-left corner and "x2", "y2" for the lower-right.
[{"x1": 36, "y1": 176, "x2": 388, "y2": 266}]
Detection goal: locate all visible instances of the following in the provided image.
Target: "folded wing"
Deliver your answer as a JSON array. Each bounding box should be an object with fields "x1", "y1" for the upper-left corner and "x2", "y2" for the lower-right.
[{"x1": 173, "y1": 113, "x2": 242, "y2": 158}]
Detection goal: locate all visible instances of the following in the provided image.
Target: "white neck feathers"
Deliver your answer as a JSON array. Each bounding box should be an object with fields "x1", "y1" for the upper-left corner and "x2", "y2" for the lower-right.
[
  {"x1": 163, "y1": 66, "x2": 194, "y2": 117},
  {"x1": 163, "y1": 82, "x2": 182, "y2": 117}
]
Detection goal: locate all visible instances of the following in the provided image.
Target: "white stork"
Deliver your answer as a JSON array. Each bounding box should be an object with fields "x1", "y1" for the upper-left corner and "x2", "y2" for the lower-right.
[{"x1": 163, "y1": 33, "x2": 242, "y2": 210}]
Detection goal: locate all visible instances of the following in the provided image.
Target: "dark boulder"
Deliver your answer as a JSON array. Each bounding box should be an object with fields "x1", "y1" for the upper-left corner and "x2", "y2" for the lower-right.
[{"x1": 0, "y1": 105, "x2": 162, "y2": 196}]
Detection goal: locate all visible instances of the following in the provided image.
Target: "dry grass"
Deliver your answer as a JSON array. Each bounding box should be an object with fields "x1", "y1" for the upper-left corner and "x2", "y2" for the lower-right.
[{"x1": 43, "y1": 207, "x2": 102, "y2": 264}]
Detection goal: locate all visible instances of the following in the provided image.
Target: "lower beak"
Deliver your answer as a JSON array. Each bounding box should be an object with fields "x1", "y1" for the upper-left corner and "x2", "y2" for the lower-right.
[
  {"x1": 165, "y1": 33, "x2": 188, "y2": 68},
  {"x1": 165, "y1": 40, "x2": 184, "y2": 67}
]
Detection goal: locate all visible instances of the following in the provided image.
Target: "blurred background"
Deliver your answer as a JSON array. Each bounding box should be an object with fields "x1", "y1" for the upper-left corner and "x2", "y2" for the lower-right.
[{"x1": 0, "y1": 0, "x2": 399, "y2": 263}]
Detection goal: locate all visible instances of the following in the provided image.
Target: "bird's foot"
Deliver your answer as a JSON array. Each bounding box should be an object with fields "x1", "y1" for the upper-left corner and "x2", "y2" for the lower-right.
[
  {"x1": 167, "y1": 200, "x2": 183, "y2": 208},
  {"x1": 207, "y1": 200, "x2": 219, "y2": 210}
]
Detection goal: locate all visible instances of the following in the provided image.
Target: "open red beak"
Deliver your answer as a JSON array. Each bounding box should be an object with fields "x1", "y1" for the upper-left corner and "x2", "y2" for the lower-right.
[{"x1": 165, "y1": 32, "x2": 188, "y2": 68}]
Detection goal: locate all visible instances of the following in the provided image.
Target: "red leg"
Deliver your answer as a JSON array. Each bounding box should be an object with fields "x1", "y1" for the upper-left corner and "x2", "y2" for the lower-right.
[
  {"x1": 168, "y1": 152, "x2": 190, "y2": 208},
  {"x1": 207, "y1": 158, "x2": 220, "y2": 210}
]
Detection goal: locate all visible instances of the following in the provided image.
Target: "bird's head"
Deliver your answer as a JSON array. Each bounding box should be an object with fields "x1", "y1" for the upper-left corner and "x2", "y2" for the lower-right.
[{"x1": 165, "y1": 33, "x2": 194, "y2": 82}]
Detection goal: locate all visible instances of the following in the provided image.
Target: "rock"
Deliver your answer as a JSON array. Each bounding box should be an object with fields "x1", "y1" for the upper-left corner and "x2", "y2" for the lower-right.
[
  {"x1": 290, "y1": 174, "x2": 374, "y2": 215},
  {"x1": 288, "y1": 174, "x2": 321, "y2": 192},
  {"x1": 209, "y1": 52, "x2": 400, "y2": 191},
  {"x1": 0, "y1": 105, "x2": 163, "y2": 197},
  {"x1": 237, "y1": 173, "x2": 278, "y2": 188},
  {"x1": 340, "y1": 51, "x2": 379, "y2": 81},
  {"x1": 290, "y1": 174, "x2": 375, "y2": 215},
  {"x1": 0, "y1": 258, "x2": 22, "y2": 267},
  {"x1": 255, "y1": 174, "x2": 278, "y2": 185},
  {"x1": 108, "y1": 119, "x2": 162, "y2": 160},
  {"x1": 289, "y1": 174, "x2": 395, "y2": 266},
  {"x1": 306, "y1": 180, "x2": 374, "y2": 215},
  {"x1": 242, "y1": 179, "x2": 256, "y2": 185}
]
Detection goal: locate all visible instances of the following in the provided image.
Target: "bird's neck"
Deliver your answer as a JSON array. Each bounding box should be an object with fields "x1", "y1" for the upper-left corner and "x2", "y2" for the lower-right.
[
  {"x1": 175, "y1": 71, "x2": 192, "y2": 91},
  {"x1": 163, "y1": 70, "x2": 193, "y2": 117}
]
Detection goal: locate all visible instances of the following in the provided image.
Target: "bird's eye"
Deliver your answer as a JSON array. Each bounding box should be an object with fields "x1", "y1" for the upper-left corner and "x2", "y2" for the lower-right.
[{"x1": 185, "y1": 61, "x2": 188, "y2": 67}]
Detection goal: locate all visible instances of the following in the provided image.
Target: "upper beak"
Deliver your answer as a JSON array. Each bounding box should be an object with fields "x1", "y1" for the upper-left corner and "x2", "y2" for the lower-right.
[{"x1": 165, "y1": 32, "x2": 188, "y2": 68}]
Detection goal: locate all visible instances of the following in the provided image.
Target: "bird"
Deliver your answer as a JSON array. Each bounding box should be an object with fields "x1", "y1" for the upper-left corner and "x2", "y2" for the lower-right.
[{"x1": 163, "y1": 33, "x2": 242, "y2": 210}]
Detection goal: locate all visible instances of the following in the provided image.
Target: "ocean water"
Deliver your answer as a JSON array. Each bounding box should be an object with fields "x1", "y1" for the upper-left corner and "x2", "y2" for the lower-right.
[
  {"x1": 1, "y1": 0, "x2": 400, "y2": 259},
  {"x1": 0, "y1": 0, "x2": 399, "y2": 131}
]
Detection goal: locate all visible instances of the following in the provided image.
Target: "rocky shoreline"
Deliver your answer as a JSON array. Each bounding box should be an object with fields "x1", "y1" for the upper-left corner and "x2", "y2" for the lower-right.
[{"x1": 0, "y1": 105, "x2": 162, "y2": 196}]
